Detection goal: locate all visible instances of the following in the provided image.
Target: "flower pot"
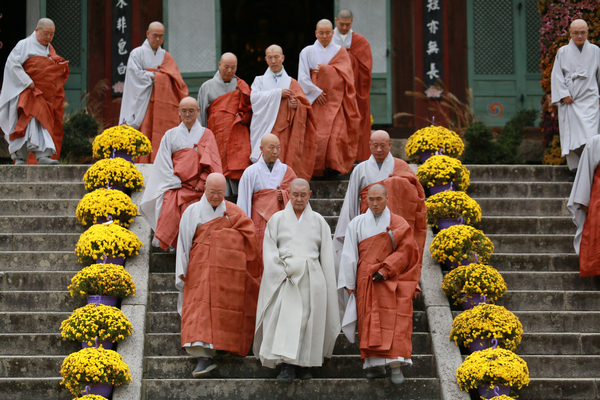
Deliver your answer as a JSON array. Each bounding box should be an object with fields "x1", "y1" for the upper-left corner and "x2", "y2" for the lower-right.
[
  {"x1": 420, "y1": 151, "x2": 434, "y2": 163},
  {"x1": 95, "y1": 216, "x2": 115, "y2": 225},
  {"x1": 468, "y1": 338, "x2": 490, "y2": 353},
  {"x1": 437, "y1": 218, "x2": 463, "y2": 230},
  {"x1": 87, "y1": 295, "x2": 118, "y2": 307},
  {"x1": 460, "y1": 293, "x2": 490, "y2": 310},
  {"x1": 85, "y1": 383, "x2": 113, "y2": 397},
  {"x1": 429, "y1": 182, "x2": 452, "y2": 196},
  {"x1": 108, "y1": 183, "x2": 126, "y2": 193},
  {"x1": 445, "y1": 258, "x2": 470, "y2": 269},
  {"x1": 478, "y1": 384, "x2": 510, "y2": 399},
  {"x1": 96, "y1": 256, "x2": 125, "y2": 265},
  {"x1": 113, "y1": 150, "x2": 136, "y2": 163},
  {"x1": 82, "y1": 339, "x2": 114, "y2": 350}
]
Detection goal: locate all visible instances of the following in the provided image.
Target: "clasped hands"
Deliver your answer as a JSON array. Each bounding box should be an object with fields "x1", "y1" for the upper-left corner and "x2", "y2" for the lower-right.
[{"x1": 281, "y1": 89, "x2": 298, "y2": 109}]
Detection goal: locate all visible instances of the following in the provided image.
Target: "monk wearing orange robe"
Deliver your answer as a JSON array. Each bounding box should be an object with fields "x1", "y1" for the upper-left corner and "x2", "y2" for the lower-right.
[
  {"x1": 333, "y1": 9, "x2": 373, "y2": 162},
  {"x1": 198, "y1": 53, "x2": 252, "y2": 195},
  {"x1": 338, "y1": 184, "x2": 421, "y2": 385},
  {"x1": 140, "y1": 97, "x2": 222, "y2": 251},
  {"x1": 119, "y1": 22, "x2": 188, "y2": 164},
  {"x1": 0, "y1": 18, "x2": 69, "y2": 165},
  {"x1": 298, "y1": 19, "x2": 361, "y2": 176},
  {"x1": 249, "y1": 45, "x2": 317, "y2": 180},
  {"x1": 238, "y1": 134, "x2": 297, "y2": 263},
  {"x1": 176, "y1": 173, "x2": 261, "y2": 378}
]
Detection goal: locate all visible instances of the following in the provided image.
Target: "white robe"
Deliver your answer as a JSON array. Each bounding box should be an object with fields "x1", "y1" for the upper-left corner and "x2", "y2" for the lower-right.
[
  {"x1": 298, "y1": 40, "x2": 342, "y2": 104},
  {"x1": 237, "y1": 157, "x2": 288, "y2": 217},
  {"x1": 139, "y1": 121, "x2": 205, "y2": 232},
  {"x1": 337, "y1": 207, "x2": 412, "y2": 368},
  {"x1": 333, "y1": 28, "x2": 353, "y2": 49},
  {"x1": 119, "y1": 39, "x2": 166, "y2": 129},
  {"x1": 568, "y1": 134, "x2": 600, "y2": 253},
  {"x1": 249, "y1": 67, "x2": 292, "y2": 162},
  {"x1": 197, "y1": 71, "x2": 238, "y2": 127},
  {"x1": 175, "y1": 194, "x2": 227, "y2": 350},
  {"x1": 551, "y1": 39, "x2": 600, "y2": 169},
  {"x1": 254, "y1": 202, "x2": 340, "y2": 368},
  {"x1": 0, "y1": 32, "x2": 56, "y2": 156}
]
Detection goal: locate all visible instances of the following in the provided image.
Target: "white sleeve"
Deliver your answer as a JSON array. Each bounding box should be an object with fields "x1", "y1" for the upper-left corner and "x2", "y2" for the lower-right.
[
  {"x1": 298, "y1": 48, "x2": 323, "y2": 104},
  {"x1": 551, "y1": 49, "x2": 571, "y2": 104},
  {"x1": 337, "y1": 218, "x2": 359, "y2": 291}
]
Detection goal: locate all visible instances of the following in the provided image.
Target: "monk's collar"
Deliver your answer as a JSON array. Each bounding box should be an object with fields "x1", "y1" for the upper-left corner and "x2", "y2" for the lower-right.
[
  {"x1": 266, "y1": 162, "x2": 275, "y2": 172},
  {"x1": 373, "y1": 212, "x2": 383, "y2": 223}
]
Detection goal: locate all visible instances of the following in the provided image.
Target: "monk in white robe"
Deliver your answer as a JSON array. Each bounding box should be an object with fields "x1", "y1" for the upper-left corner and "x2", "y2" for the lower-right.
[
  {"x1": 0, "y1": 18, "x2": 68, "y2": 165},
  {"x1": 551, "y1": 19, "x2": 600, "y2": 171},
  {"x1": 338, "y1": 184, "x2": 420, "y2": 385},
  {"x1": 238, "y1": 134, "x2": 297, "y2": 261},
  {"x1": 254, "y1": 179, "x2": 340, "y2": 382},
  {"x1": 119, "y1": 22, "x2": 188, "y2": 163},
  {"x1": 140, "y1": 97, "x2": 221, "y2": 250}
]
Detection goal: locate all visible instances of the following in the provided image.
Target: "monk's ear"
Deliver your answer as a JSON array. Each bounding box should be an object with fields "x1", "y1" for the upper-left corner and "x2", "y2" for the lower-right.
[{"x1": 281, "y1": 55, "x2": 285, "y2": 63}]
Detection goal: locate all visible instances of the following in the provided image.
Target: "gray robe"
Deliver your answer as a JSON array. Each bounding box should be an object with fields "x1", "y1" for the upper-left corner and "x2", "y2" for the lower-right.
[{"x1": 197, "y1": 71, "x2": 238, "y2": 126}]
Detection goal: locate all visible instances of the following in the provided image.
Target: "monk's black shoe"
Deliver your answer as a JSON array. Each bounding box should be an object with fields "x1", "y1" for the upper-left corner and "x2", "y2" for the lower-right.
[
  {"x1": 276, "y1": 363, "x2": 296, "y2": 382},
  {"x1": 192, "y1": 357, "x2": 217, "y2": 378},
  {"x1": 297, "y1": 367, "x2": 312, "y2": 380},
  {"x1": 365, "y1": 365, "x2": 386, "y2": 379}
]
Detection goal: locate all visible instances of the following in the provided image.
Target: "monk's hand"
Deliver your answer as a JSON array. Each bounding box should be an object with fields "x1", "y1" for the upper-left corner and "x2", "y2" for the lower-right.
[
  {"x1": 314, "y1": 64, "x2": 321, "y2": 75},
  {"x1": 290, "y1": 97, "x2": 298, "y2": 109},
  {"x1": 562, "y1": 96, "x2": 574, "y2": 105},
  {"x1": 195, "y1": 181, "x2": 204, "y2": 192},
  {"x1": 281, "y1": 88, "x2": 293, "y2": 99},
  {"x1": 277, "y1": 186, "x2": 283, "y2": 202},
  {"x1": 28, "y1": 82, "x2": 35, "y2": 90},
  {"x1": 150, "y1": 73, "x2": 156, "y2": 83},
  {"x1": 315, "y1": 92, "x2": 327, "y2": 105},
  {"x1": 373, "y1": 271, "x2": 385, "y2": 282},
  {"x1": 345, "y1": 288, "x2": 355, "y2": 296}
]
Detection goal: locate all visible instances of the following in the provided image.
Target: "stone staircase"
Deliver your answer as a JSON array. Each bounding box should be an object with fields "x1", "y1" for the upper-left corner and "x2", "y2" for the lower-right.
[
  {"x1": 0, "y1": 165, "x2": 88, "y2": 399},
  {"x1": 466, "y1": 165, "x2": 600, "y2": 400}
]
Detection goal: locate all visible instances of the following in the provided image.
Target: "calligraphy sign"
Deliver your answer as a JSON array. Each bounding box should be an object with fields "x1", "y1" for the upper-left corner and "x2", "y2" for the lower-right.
[
  {"x1": 423, "y1": 0, "x2": 443, "y2": 99},
  {"x1": 111, "y1": 0, "x2": 131, "y2": 96}
]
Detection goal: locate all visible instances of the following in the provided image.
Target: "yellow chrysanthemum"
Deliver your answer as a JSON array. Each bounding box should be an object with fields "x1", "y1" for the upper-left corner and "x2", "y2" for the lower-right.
[
  {"x1": 425, "y1": 191, "x2": 482, "y2": 228},
  {"x1": 416, "y1": 155, "x2": 470, "y2": 190},
  {"x1": 456, "y1": 347, "x2": 529, "y2": 392},
  {"x1": 405, "y1": 125, "x2": 464, "y2": 158},
  {"x1": 429, "y1": 225, "x2": 494, "y2": 264},
  {"x1": 92, "y1": 125, "x2": 152, "y2": 159},
  {"x1": 74, "y1": 223, "x2": 143, "y2": 264},
  {"x1": 76, "y1": 189, "x2": 138, "y2": 228},
  {"x1": 69, "y1": 263, "x2": 136, "y2": 299},
  {"x1": 83, "y1": 158, "x2": 145, "y2": 192}
]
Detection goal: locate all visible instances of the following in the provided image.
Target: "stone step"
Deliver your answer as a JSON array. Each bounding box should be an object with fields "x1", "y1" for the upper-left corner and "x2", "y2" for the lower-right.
[
  {"x1": 476, "y1": 216, "x2": 574, "y2": 235},
  {"x1": 0, "y1": 312, "x2": 70, "y2": 333},
  {"x1": 498, "y1": 290, "x2": 600, "y2": 311},
  {"x1": 487, "y1": 234, "x2": 575, "y2": 254},
  {"x1": 0, "y1": 356, "x2": 66, "y2": 378},
  {"x1": 0, "y1": 251, "x2": 80, "y2": 272},
  {"x1": 453, "y1": 311, "x2": 600, "y2": 332},
  {"x1": 0, "y1": 182, "x2": 87, "y2": 200},
  {"x1": 0, "y1": 334, "x2": 81, "y2": 355},
  {"x1": 1, "y1": 271, "x2": 76, "y2": 292},
  {"x1": 0, "y1": 165, "x2": 88, "y2": 183},
  {"x1": 467, "y1": 181, "x2": 573, "y2": 199},
  {"x1": 473, "y1": 198, "x2": 568, "y2": 216},
  {"x1": 521, "y1": 355, "x2": 599, "y2": 378},
  {"x1": 0, "y1": 199, "x2": 79, "y2": 216},
  {"x1": 465, "y1": 165, "x2": 571, "y2": 182},
  {"x1": 308, "y1": 181, "x2": 348, "y2": 199},
  {"x1": 519, "y1": 378, "x2": 600, "y2": 400},
  {"x1": 0, "y1": 291, "x2": 84, "y2": 312},
  {"x1": 146, "y1": 332, "x2": 432, "y2": 357},
  {"x1": 143, "y1": 378, "x2": 441, "y2": 400},
  {"x1": 147, "y1": 311, "x2": 429, "y2": 334},
  {"x1": 144, "y1": 355, "x2": 437, "y2": 380},
  {"x1": 151, "y1": 253, "x2": 175, "y2": 273},
  {"x1": 309, "y1": 199, "x2": 344, "y2": 217},
  {"x1": 489, "y1": 253, "x2": 579, "y2": 272},
  {"x1": 500, "y1": 272, "x2": 599, "y2": 291},
  {"x1": 517, "y1": 333, "x2": 600, "y2": 355},
  {"x1": 0, "y1": 233, "x2": 80, "y2": 252},
  {"x1": 0, "y1": 378, "x2": 70, "y2": 400},
  {"x1": 0, "y1": 216, "x2": 85, "y2": 234}
]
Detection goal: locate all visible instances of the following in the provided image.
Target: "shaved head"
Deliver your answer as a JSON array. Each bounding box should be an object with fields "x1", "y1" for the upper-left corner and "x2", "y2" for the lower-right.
[
  {"x1": 316, "y1": 19, "x2": 333, "y2": 30},
  {"x1": 148, "y1": 21, "x2": 164, "y2": 32},
  {"x1": 265, "y1": 45, "x2": 285, "y2": 73},
  {"x1": 206, "y1": 173, "x2": 226, "y2": 189},
  {"x1": 570, "y1": 18, "x2": 589, "y2": 46},
  {"x1": 220, "y1": 52, "x2": 237, "y2": 63},
  {"x1": 337, "y1": 9, "x2": 353, "y2": 19},
  {"x1": 368, "y1": 183, "x2": 387, "y2": 197},
  {"x1": 266, "y1": 44, "x2": 283, "y2": 55},
  {"x1": 35, "y1": 18, "x2": 55, "y2": 46},
  {"x1": 36, "y1": 18, "x2": 55, "y2": 30},
  {"x1": 146, "y1": 21, "x2": 165, "y2": 50},
  {"x1": 289, "y1": 178, "x2": 312, "y2": 216},
  {"x1": 218, "y1": 52, "x2": 238, "y2": 82},
  {"x1": 261, "y1": 133, "x2": 280, "y2": 147},
  {"x1": 179, "y1": 96, "x2": 198, "y2": 108},
  {"x1": 290, "y1": 178, "x2": 310, "y2": 192},
  {"x1": 570, "y1": 19, "x2": 588, "y2": 30},
  {"x1": 367, "y1": 184, "x2": 388, "y2": 215},
  {"x1": 370, "y1": 130, "x2": 392, "y2": 162},
  {"x1": 370, "y1": 130, "x2": 390, "y2": 142}
]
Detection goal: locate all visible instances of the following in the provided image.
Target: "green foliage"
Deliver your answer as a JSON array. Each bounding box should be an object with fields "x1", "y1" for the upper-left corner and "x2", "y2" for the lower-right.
[
  {"x1": 497, "y1": 109, "x2": 538, "y2": 163},
  {"x1": 61, "y1": 113, "x2": 99, "y2": 162}
]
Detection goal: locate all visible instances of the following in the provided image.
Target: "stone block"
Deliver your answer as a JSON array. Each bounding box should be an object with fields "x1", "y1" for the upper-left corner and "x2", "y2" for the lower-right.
[
  {"x1": 0, "y1": 334, "x2": 81, "y2": 355},
  {"x1": 517, "y1": 333, "x2": 581, "y2": 355},
  {"x1": 0, "y1": 251, "x2": 80, "y2": 272},
  {"x1": 0, "y1": 355, "x2": 64, "y2": 378},
  {"x1": 488, "y1": 234, "x2": 574, "y2": 253},
  {"x1": 0, "y1": 312, "x2": 71, "y2": 333},
  {"x1": 518, "y1": 378, "x2": 598, "y2": 400},
  {"x1": 475, "y1": 198, "x2": 568, "y2": 217},
  {"x1": 501, "y1": 272, "x2": 597, "y2": 291},
  {"x1": 466, "y1": 165, "x2": 571, "y2": 182},
  {"x1": 489, "y1": 253, "x2": 579, "y2": 272},
  {"x1": 476, "y1": 216, "x2": 574, "y2": 235},
  {"x1": 0, "y1": 378, "x2": 71, "y2": 400},
  {"x1": 497, "y1": 291, "x2": 566, "y2": 311},
  {"x1": 0, "y1": 291, "x2": 84, "y2": 312}
]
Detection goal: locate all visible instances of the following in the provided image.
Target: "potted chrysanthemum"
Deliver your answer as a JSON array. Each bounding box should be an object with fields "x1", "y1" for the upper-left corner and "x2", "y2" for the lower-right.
[
  {"x1": 69, "y1": 263, "x2": 136, "y2": 307},
  {"x1": 425, "y1": 190, "x2": 482, "y2": 230},
  {"x1": 430, "y1": 225, "x2": 494, "y2": 268},
  {"x1": 441, "y1": 263, "x2": 506, "y2": 309},
  {"x1": 75, "y1": 223, "x2": 143, "y2": 265},
  {"x1": 405, "y1": 125, "x2": 465, "y2": 162},
  {"x1": 416, "y1": 155, "x2": 470, "y2": 195},
  {"x1": 83, "y1": 157, "x2": 145, "y2": 193},
  {"x1": 76, "y1": 188, "x2": 138, "y2": 228},
  {"x1": 92, "y1": 124, "x2": 151, "y2": 162}
]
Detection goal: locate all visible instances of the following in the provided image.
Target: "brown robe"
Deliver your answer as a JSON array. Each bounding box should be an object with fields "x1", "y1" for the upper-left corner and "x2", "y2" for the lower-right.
[
  {"x1": 347, "y1": 33, "x2": 373, "y2": 162},
  {"x1": 12, "y1": 45, "x2": 69, "y2": 164},
  {"x1": 310, "y1": 47, "x2": 361, "y2": 175},
  {"x1": 154, "y1": 129, "x2": 222, "y2": 250},
  {"x1": 206, "y1": 78, "x2": 253, "y2": 180},
  {"x1": 270, "y1": 79, "x2": 317, "y2": 180},
  {"x1": 137, "y1": 52, "x2": 189, "y2": 164},
  {"x1": 180, "y1": 202, "x2": 261, "y2": 356},
  {"x1": 580, "y1": 166, "x2": 600, "y2": 277},
  {"x1": 356, "y1": 213, "x2": 420, "y2": 361}
]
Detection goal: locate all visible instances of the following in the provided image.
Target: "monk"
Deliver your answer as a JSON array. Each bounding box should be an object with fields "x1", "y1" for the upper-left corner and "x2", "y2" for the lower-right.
[
  {"x1": 333, "y1": 9, "x2": 373, "y2": 162},
  {"x1": 249, "y1": 44, "x2": 317, "y2": 180},
  {"x1": 119, "y1": 21, "x2": 188, "y2": 163},
  {"x1": 568, "y1": 134, "x2": 600, "y2": 276},
  {"x1": 298, "y1": 19, "x2": 361, "y2": 176},
  {"x1": 333, "y1": 130, "x2": 426, "y2": 270},
  {"x1": 140, "y1": 97, "x2": 222, "y2": 250},
  {"x1": 238, "y1": 134, "x2": 297, "y2": 262},
  {"x1": 198, "y1": 52, "x2": 252, "y2": 195},
  {"x1": 338, "y1": 184, "x2": 420, "y2": 385},
  {"x1": 0, "y1": 18, "x2": 69, "y2": 165},
  {"x1": 254, "y1": 179, "x2": 340, "y2": 382},
  {"x1": 176, "y1": 173, "x2": 261, "y2": 377}
]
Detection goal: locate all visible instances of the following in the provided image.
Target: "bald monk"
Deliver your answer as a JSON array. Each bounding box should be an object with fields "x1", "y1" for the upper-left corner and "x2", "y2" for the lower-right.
[
  {"x1": 333, "y1": 10, "x2": 373, "y2": 162},
  {"x1": 140, "y1": 97, "x2": 222, "y2": 250},
  {"x1": 249, "y1": 45, "x2": 317, "y2": 180},
  {"x1": 238, "y1": 134, "x2": 297, "y2": 261},
  {"x1": 0, "y1": 18, "x2": 69, "y2": 165},
  {"x1": 338, "y1": 184, "x2": 420, "y2": 385},
  {"x1": 333, "y1": 130, "x2": 426, "y2": 270},
  {"x1": 176, "y1": 172, "x2": 261, "y2": 377},
  {"x1": 298, "y1": 19, "x2": 361, "y2": 176},
  {"x1": 198, "y1": 53, "x2": 252, "y2": 195},
  {"x1": 120, "y1": 21, "x2": 188, "y2": 163}
]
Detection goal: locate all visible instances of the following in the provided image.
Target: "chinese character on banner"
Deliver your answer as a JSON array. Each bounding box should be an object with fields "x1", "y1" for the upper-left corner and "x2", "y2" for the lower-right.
[
  {"x1": 423, "y1": 0, "x2": 443, "y2": 99},
  {"x1": 111, "y1": 0, "x2": 132, "y2": 96}
]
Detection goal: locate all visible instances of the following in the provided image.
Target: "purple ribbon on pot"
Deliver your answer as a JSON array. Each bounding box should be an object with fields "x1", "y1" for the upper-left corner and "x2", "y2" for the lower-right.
[
  {"x1": 94, "y1": 336, "x2": 100, "y2": 348},
  {"x1": 101, "y1": 254, "x2": 107, "y2": 264},
  {"x1": 481, "y1": 294, "x2": 487, "y2": 303},
  {"x1": 474, "y1": 254, "x2": 478, "y2": 263},
  {"x1": 85, "y1": 385, "x2": 91, "y2": 395},
  {"x1": 492, "y1": 386, "x2": 500, "y2": 396},
  {"x1": 457, "y1": 216, "x2": 463, "y2": 224},
  {"x1": 103, "y1": 215, "x2": 113, "y2": 225},
  {"x1": 492, "y1": 338, "x2": 498, "y2": 349},
  {"x1": 432, "y1": 116, "x2": 435, "y2": 125},
  {"x1": 122, "y1": 118, "x2": 126, "y2": 125},
  {"x1": 439, "y1": 147, "x2": 444, "y2": 155},
  {"x1": 112, "y1": 148, "x2": 117, "y2": 159}
]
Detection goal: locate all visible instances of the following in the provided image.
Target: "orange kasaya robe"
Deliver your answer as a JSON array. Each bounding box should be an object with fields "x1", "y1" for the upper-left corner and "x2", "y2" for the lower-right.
[
  {"x1": 356, "y1": 213, "x2": 420, "y2": 361},
  {"x1": 137, "y1": 52, "x2": 189, "y2": 164},
  {"x1": 180, "y1": 202, "x2": 261, "y2": 356},
  {"x1": 347, "y1": 33, "x2": 373, "y2": 162},
  {"x1": 250, "y1": 167, "x2": 297, "y2": 264},
  {"x1": 12, "y1": 45, "x2": 69, "y2": 165},
  {"x1": 154, "y1": 129, "x2": 222, "y2": 250},
  {"x1": 270, "y1": 79, "x2": 317, "y2": 181},
  {"x1": 579, "y1": 166, "x2": 600, "y2": 277},
  {"x1": 206, "y1": 78, "x2": 253, "y2": 180},
  {"x1": 310, "y1": 47, "x2": 361, "y2": 176}
]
